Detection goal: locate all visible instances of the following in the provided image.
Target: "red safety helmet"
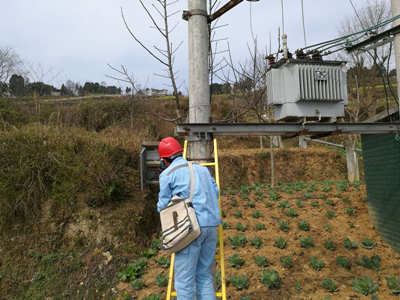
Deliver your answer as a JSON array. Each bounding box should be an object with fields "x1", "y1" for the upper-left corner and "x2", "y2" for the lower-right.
[{"x1": 158, "y1": 137, "x2": 183, "y2": 159}]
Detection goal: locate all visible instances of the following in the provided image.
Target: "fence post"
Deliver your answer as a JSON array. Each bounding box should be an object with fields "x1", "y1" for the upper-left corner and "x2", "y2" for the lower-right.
[{"x1": 345, "y1": 137, "x2": 360, "y2": 182}]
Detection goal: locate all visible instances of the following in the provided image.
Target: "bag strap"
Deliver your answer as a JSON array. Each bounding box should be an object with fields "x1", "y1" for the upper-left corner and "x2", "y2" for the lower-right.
[{"x1": 188, "y1": 162, "x2": 195, "y2": 202}]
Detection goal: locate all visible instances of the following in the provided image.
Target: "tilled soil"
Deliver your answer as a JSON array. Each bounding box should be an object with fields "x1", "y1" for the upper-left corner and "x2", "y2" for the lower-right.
[{"x1": 117, "y1": 181, "x2": 400, "y2": 300}]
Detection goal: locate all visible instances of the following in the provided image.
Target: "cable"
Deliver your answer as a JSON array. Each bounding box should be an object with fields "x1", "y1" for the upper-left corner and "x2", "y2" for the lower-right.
[{"x1": 301, "y1": 0, "x2": 307, "y2": 47}]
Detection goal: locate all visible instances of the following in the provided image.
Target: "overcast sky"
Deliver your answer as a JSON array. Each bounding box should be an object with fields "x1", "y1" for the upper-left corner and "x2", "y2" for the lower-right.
[{"x1": 1, "y1": 0, "x2": 391, "y2": 90}]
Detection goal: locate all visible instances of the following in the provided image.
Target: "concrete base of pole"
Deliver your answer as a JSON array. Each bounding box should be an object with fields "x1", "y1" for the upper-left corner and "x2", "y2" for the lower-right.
[
  {"x1": 345, "y1": 138, "x2": 360, "y2": 182},
  {"x1": 188, "y1": 140, "x2": 212, "y2": 161}
]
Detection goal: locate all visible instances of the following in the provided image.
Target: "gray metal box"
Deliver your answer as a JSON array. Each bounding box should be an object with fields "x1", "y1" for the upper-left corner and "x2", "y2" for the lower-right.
[{"x1": 266, "y1": 60, "x2": 348, "y2": 120}]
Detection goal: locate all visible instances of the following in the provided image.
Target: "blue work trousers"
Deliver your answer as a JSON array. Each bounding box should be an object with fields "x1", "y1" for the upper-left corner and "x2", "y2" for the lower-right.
[{"x1": 174, "y1": 226, "x2": 217, "y2": 300}]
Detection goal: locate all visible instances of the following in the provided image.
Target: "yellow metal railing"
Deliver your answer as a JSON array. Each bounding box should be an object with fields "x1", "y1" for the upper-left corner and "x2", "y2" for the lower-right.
[{"x1": 166, "y1": 138, "x2": 226, "y2": 300}]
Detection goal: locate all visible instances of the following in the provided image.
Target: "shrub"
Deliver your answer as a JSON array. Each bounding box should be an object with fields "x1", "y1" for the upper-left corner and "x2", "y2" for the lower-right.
[
  {"x1": 222, "y1": 222, "x2": 230, "y2": 229},
  {"x1": 357, "y1": 255, "x2": 381, "y2": 270},
  {"x1": 249, "y1": 237, "x2": 263, "y2": 249},
  {"x1": 295, "y1": 282, "x2": 302, "y2": 291},
  {"x1": 296, "y1": 200, "x2": 304, "y2": 208},
  {"x1": 300, "y1": 236, "x2": 314, "y2": 248},
  {"x1": 344, "y1": 207, "x2": 356, "y2": 216},
  {"x1": 324, "y1": 224, "x2": 331, "y2": 232},
  {"x1": 151, "y1": 239, "x2": 161, "y2": 250},
  {"x1": 274, "y1": 237, "x2": 287, "y2": 249},
  {"x1": 231, "y1": 200, "x2": 238, "y2": 207},
  {"x1": 386, "y1": 276, "x2": 400, "y2": 294},
  {"x1": 236, "y1": 222, "x2": 247, "y2": 232},
  {"x1": 264, "y1": 201, "x2": 273, "y2": 208},
  {"x1": 344, "y1": 237, "x2": 358, "y2": 249},
  {"x1": 230, "y1": 274, "x2": 249, "y2": 290},
  {"x1": 156, "y1": 257, "x2": 170, "y2": 269},
  {"x1": 131, "y1": 279, "x2": 145, "y2": 290},
  {"x1": 252, "y1": 210, "x2": 262, "y2": 219},
  {"x1": 322, "y1": 279, "x2": 339, "y2": 292},
  {"x1": 352, "y1": 277, "x2": 378, "y2": 296},
  {"x1": 269, "y1": 191, "x2": 281, "y2": 201},
  {"x1": 309, "y1": 256, "x2": 325, "y2": 271},
  {"x1": 228, "y1": 254, "x2": 245, "y2": 269},
  {"x1": 118, "y1": 258, "x2": 147, "y2": 282},
  {"x1": 298, "y1": 220, "x2": 310, "y2": 231},
  {"x1": 311, "y1": 201, "x2": 319, "y2": 207},
  {"x1": 336, "y1": 256, "x2": 351, "y2": 270},
  {"x1": 254, "y1": 223, "x2": 265, "y2": 231},
  {"x1": 255, "y1": 256, "x2": 270, "y2": 267},
  {"x1": 279, "y1": 220, "x2": 289, "y2": 232},
  {"x1": 324, "y1": 240, "x2": 336, "y2": 251},
  {"x1": 156, "y1": 273, "x2": 168, "y2": 287},
  {"x1": 228, "y1": 235, "x2": 247, "y2": 249},
  {"x1": 259, "y1": 269, "x2": 281, "y2": 289},
  {"x1": 343, "y1": 197, "x2": 351, "y2": 204},
  {"x1": 360, "y1": 238, "x2": 377, "y2": 249},
  {"x1": 286, "y1": 208, "x2": 298, "y2": 217},
  {"x1": 280, "y1": 256, "x2": 293, "y2": 268}
]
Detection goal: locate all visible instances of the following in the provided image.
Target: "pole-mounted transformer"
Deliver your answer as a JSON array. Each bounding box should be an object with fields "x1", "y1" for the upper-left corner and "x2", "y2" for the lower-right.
[{"x1": 266, "y1": 55, "x2": 348, "y2": 122}]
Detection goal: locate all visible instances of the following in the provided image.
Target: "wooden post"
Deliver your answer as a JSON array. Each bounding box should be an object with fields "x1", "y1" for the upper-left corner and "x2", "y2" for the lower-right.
[{"x1": 345, "y1": 137, "x2": 360, "y2": 182}]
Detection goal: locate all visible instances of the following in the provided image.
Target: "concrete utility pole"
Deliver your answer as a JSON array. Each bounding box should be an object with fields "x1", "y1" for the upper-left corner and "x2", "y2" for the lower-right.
[
  {"x1": 392, "y1": 0, "x2": 400, "y2": 115},
  {"x1": 188, "y1": 0, "x2": 211, "y2": 161}
]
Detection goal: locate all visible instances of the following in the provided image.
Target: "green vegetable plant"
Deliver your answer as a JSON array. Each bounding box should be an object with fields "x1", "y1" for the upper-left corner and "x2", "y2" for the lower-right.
[
  {"x1": 228, "y1": 235, "x2": 247, "y2": 249},
  {"x1": 296, "y1": 200, "x2": 304, "y2": 208},
  {"x1": 343, "y1": 197, "x2": 351, "y2": 204},
  {"x1": 352, "y1": 277, "x2": 379, "y2": 296},
  {"x1": 254, "y1": 223, "x2": 265, "y2": 231},
  {"x1": 280, "y1": 256, "x2": 293, "y2": 268},
  {"x1": 357, "y1": 255, "x2": 381, "y2": 270},
  {"x1": 274, "y1": 237, "x2": 287, "y2": 249},
  {"x1": 156, "y1": 273, "x2": 168, "y2": 287},
  {"x1": 295, "y1": 282, "x2": 302, "y2": 291},
  {"x1": 311, "y1": 201, "x2": 319, "y2": 207},
  {"x1": 156, "y1": 257, "x2": 170, "y2": 268},
  {"x1": 298, "y1": 220, "x2": 310, "y2": 231},
  {"x1": 344, "y1": 207, "x2": 356, "y2": 216},
  {"x1": 141, "y1": 248, "x2": 157, "y2": 258},
  {"x1": 309, "y1": 256, "x2": 325, "y2": 271},
  {"x1": 264, "y1": 201, "x2": 273, "y2": 208},
  {"x1": 278, "y1": 201, "x2": 291, "y2": 208},
  {"x1": 279, "y1": 220, "x2": 289, "y2": 232},
  {"x1": 269, "y1": 191, "x2": 281, "y2": 201},
  {"x1": 222, "y1": 222, "x2": 230, "y2": 229},
  {"x1": 344, "y1": 237, "x2": 358, "y2": 249},
  {"x1": 324, "y1": 224, "x2": 331, "y2": 232},
  {"x1": 249, "y1": 237, "x2": 263, "y2": 249},
  {"x1": 247, "y1": 201, "x2": 255, "y2": 208},
  {"x1": 131, "y1": 278, "x2": 145, "y2": 290},
  {"x1": 286, "y1": 208, "x2": 298, "y2": 217},
  {"x1": 236, "y1": 222, "x2": 247, "y2": 232},
  {"x1": 228, "y1": 254, "x2": 245, "y2": 269},
  {"x1": 322, "y1": 279, "x2": 339, "y2": 292},
  {"x1": 324, "y1": 240, "x2": 336, "y2": 251},
  {"x1": 151, "y1": 239, "x2": 161, "y2": 250},
  {"x1": 336, "y1": 256, "x2": 351, "y2": 270},
  {"x1": 230, "y1": 274, "x2": 249, "y2": 290},
  {"x1": 360, "y1": 238, "x2": 377, "y2": 249},
  {"x1": 300, "y1": 236, "x2": 314, "y2": 248},
  {"x1": 259, "y1": 269, "x2": 281, "y2": 289},
  {"x1": 325, "y1": 199, "x2": 335, "y2": 206},
  {"x1": 386, "y1": 276, "x2": 400, "y2": 294},
  {"x1": 142, "y1": 294, "x2": 161, "y2": 300},
  {"x1": 326, "y1": 210, "x2": 336, "y2": 219},
  {"x1": 118, "y1": 258, "x2": 147, "y2": 282},
  {"x1": 233, "y1": 211, "x2": 242, "y2": 218},
  {"x1": 252, "y1": 210, "x2": 262, "y2": 218},
  {"x1": 255, "y1": 256, "x2": 270, "y2": 267}
]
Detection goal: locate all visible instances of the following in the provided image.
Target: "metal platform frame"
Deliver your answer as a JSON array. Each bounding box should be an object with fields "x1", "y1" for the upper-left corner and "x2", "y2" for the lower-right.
[{"x1": 175, "y1": 122, "x2": 400, "y2": 137}]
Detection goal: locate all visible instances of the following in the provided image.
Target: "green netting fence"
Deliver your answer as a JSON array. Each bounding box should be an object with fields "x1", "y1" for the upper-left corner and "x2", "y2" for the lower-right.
[{"x1": 361, "y1": 133, "x2": 400, "y2": 252}]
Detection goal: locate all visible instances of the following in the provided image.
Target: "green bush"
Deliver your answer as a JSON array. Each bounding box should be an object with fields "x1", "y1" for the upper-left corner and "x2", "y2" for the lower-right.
[
  {"x1": 360, "y1": 238, "x2": 377, "y2": 249},
  {"x1": 236, "y1": 222, "x2": 247, "y2": 232},
  {"x1": 259, "y1": 269, "x2": 281, "y2": 289},
  {"x1": 357, "y1": 255, "x2": 381, "y2": 270},
  {"x1": 300, "y1": 236, "x2": 314, "y2": 248},
  {"x1": 279, "y1": 220, "x2": 289, "y2": 232},
  {"x1": 344, "y1": 237, "x2": 358, "y2": 249},
  {"x1": 131, "y1": 279, "x2": 145, "y2": 290},
  {"x1": 352, "y1": 277, "x2": 378, "y2": 296},
  {"x1": 142, "y1": 294, "x2": 161, "y2": 300},
  {"x1": 298, "y1": 220, "x2": 310, "y2": 231},
  {"x1": 324, "y1": 240, "x2": 336, "y2": 251},
  {"x1": 247, "y1": 201, "x2": 255, "y2": 208},
  {"x1": 286, "y1": 208, "x2": 298, "y2": 217},
  {"x1": 326, "y1": 210, "x2": 336, "y2": 219},
  {"x1": 156, "y1": 273, "x2": 168, "y2": 287},
  {"x1": 344, "y1": 207, "x2": 356, "y2": 216},
  {"x1": 233, "y1": 211, "x2": 242, "y2": 218},
  {"x1": 311, "y1": 201, "x2": 319, "y2": 207},
  {"x1": 336, "y1": 256, "x2": 351, "y2": 270},
  {"x1": 278, "y1": 201, "x2": 291, "y2": 208},
  {"x1": 254, "y1": 223, "x2": 265, "y2": 231},
  {"x1": 156, "y1": 257, "x2": 170, "y2": 268},
  {"x1": 386, "y1": 276, "x2": 400, "y2": 294},
  {"x1": 228, "y1": 235, "x2": 247, "y2": 249},
  {"x1": 251, "y1": 210, "x2": 262, "y2": 219},
  {"x1": 322, "y1": 279, "x2": 338, "y2": 292},
  {"x1": 249, "y1": 237, "x2": 263, "y2": 249}
]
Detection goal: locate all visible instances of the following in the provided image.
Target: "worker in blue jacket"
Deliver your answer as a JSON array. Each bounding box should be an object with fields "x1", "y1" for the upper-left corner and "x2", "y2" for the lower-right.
[{"x1": 158, "y1": 137, "x2": 222, "y2": 300}]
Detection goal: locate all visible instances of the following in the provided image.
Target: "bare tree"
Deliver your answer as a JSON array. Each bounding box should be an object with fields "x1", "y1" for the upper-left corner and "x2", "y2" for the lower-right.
[
  {"x1": 120, "y1": 1, "x2": 183, "y2": 121},
  {"x1": 0, "y1": 47, "x2": 23, "y2": 83}
]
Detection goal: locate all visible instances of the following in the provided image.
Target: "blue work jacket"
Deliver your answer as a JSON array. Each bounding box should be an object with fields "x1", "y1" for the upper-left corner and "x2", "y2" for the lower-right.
[{"x1": 157, "y1": 157, "x2": 222, "y2": 227}]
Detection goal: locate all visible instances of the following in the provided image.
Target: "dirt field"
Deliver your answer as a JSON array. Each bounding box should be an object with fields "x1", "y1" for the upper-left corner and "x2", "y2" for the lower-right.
[{"x1": 116, "y1": 181, "x2": 400, "y2": 300}]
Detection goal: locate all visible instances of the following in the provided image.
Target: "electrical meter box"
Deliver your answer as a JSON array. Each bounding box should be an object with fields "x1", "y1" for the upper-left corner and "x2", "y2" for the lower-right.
[{"x1": 266, "y1": 59, "x2": 348, "y2": 121}]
